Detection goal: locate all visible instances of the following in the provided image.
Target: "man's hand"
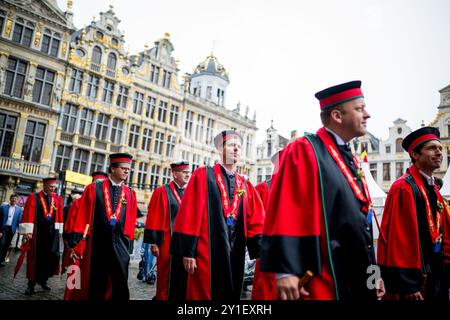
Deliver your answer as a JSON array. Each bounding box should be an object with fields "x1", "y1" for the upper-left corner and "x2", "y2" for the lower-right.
[
  {"x1": 277, "y1": 275, "x2": 310, "y2": 300},
  {"x1": 376, "y1": 278, "x2": 386, "y2": 299},
  {"x1": 404, "y1": 291, "x2": 424, "y2": 300},
  {"x1": 70, "y1": 249, "x2": 81, "y2": 261},
  {"x1": 0, "y1": 232, "x2": 3, "y2": 238},
  {"x1": 150, "y1": 244, "x2": 160, "y2": 257},
  {"x1": 183, "y1": 257, "x2": 197, "y2": 274},
  {"x1": 25, "y1": 233, "x2": 33, "y2": 241}
]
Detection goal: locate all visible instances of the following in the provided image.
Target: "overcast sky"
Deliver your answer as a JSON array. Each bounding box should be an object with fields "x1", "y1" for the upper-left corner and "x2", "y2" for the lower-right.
[{"x1": 57, "y1": 0, "x2": 450, "y2": 142}]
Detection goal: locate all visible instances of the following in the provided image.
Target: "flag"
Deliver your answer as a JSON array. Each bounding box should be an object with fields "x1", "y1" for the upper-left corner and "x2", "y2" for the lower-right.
[{"x1": 361, "y1": 150, "x2": 368, "y2": 163}]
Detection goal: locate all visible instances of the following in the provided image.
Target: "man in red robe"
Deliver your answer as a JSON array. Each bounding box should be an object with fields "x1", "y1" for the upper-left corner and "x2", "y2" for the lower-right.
[
  {"x1": 64, "y1": 154, "x2": 137, "y2": 300},
  {"x1": 378, "y1": 127, "x2": 450, "y2": 300},
  {"x1": 144, "y1": 161, "x2": 191, "y2": 300},
  {"x1": 252, "y1": 150, "x2": 283, "y2": 300},
  {"x1": 61, "y1": 171, "x2": 108, "y2": 274},
  {"x1": 171, "y1": 130, "x2": 265, "y2": 300},
  {"x1": 261, "y1": 81, "x2": 385, "y2": 300},
  {"x1": 19, "y1": 177, "x2": 63, "y2": 295}
]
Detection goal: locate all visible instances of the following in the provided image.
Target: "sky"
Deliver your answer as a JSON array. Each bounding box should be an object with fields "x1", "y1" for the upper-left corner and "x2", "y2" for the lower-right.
[{"x1": 56, "y1": 0, "x2": 450, "y2": 143}]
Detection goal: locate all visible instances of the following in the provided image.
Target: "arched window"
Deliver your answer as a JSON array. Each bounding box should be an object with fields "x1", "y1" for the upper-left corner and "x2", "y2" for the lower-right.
[
  {"x1": 107, "y1": 53, "x2": 117, "y2": 70},
  {"x1": 91, "y1": 46, "x2": 102, "y2": 72},
  {"x1": 395, "y1": 138, "x2": 403, "y2": 153},
  {"x1": 92, "y1": 46, "x2": 102, "y2": 64}
]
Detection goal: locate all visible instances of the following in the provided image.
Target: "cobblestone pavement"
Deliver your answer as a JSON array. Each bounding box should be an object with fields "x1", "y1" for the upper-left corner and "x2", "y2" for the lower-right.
[
  {"x1": 0, "y1": 249, "x2": 252, "y2": 300},
  {"x1": 0, "y1": 249, "x2": 156, "y2": 300}
]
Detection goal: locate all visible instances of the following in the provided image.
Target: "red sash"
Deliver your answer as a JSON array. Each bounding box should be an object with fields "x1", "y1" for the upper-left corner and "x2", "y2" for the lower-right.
[
  {"x1": 317, "y1": 127, "x2": 371, "y2": 212},
  {"x1": 409, "y1": 165, "x2": 443, "y2": 243},
  {"x1": 169, "y1": 181, "x2": 182, "y2": 206}
]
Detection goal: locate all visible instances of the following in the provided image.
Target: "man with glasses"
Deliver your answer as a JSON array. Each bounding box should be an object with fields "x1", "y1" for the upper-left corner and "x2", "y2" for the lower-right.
[
  {"x1": 144, "y1": 161, "x2": 191, "y2": 300},
  {"x1": 18, "y1": 177, "x2": 63, "y2": 295},
  {"x1": 65, "y1": 153, "x2": 138, "y2": 300}
]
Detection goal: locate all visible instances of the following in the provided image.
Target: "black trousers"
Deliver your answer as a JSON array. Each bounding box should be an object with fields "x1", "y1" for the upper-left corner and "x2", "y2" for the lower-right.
[{"x1": 0, "y1": 226, "x2": 14, "y2": 262}]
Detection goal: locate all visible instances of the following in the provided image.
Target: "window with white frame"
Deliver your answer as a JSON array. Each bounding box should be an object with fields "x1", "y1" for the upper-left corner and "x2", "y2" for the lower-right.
[
  {"x1": 110, "y1": 118, "x2": 124, "y2": 144},
  {"x1": 133, "y1": 91, "x2": 144, "y2": 114},
  {"x1": 116, "y1": 85, "x2": 128, "y2": 108},
  {"x1": 95, "y1": 113, "x2": 109, "y2": 140},
  {"x1": 162, "y1": 167, "x2": 171, "y2": 185},
  {"x1": 102, "y1": 80, "x2": 114, "y2": 103},
  {"x1": 137, "y1": 162, "x2": 148, "y2": 190},
  {"x1": 90, "y1": 152, "x2": 105, "y2": 174},
  {"x1": 162, "y1": 70, "x2": 171, "y2": 88},
  {"x1": 86, "y1": 74, "x2": 100, "y2": 99},
  {"x1": 128, "y1": 124, "x2": 140, "y2": 148},
  {"x1": 12, "y1": 18, "x2": 34, "y2": 47},
  {"x1": 141, "y1": 128, "x2": 152, "y2": 152},
  {"x1": 0, "y1": 112, "x2": 17, "y2": 157},
  {"x1": 166, "y1": 134, "x2": 175, "y2": 157},
  {"x1": 61, "y1": 104, "x2": 78, "y2": 132},
  {"x1": 205, "y1": 118, "x2": 214, "y2": 145},
  {"x1": 150, "y1": 64, "x2": 160, "y2": 84},
  {"x1": 21, "y1": 120, "x2": 46, "y2": 162},
  {"x1": 54, "y1": 144, "x2": 72, "y2": 172},
  {"x1": 73, "y1": 148, "x2": 89, "y2": 174},
  {"x1": 79, "y1": 108, "x2": 94, "y2": 136},
  {"x1": 91, "y1": 46, "x2": 102, "y2": 72},
  {"x1": 195, "y1": 115, "x2": 205, "y2": 142},
  {"x1": 169, "y1": 105, "x2": 179, "y2": 126},
  {"x1": 146, "y1": 96, "x2": 156, "y2": 118},
  {"x1": 4, "y1": 57, "x2": 27, "y2": 98},
  {"x1": 69, "y1": 68, "x2": 83, "y2": 94},
  {"x1": 32, "y1": 67, "x2": 55, "y2": 106},
  {"x1": 158, "y1": 101, "x2": 168, "y2": 123},
  {"x1": 184, "y1": 111, "x2": 193, "y2": 139},
  {"x1": 150, "y1": 164, "x2": 161, "y2": 190},
  {"x1": 40, "y1": 29, "x2": 60, "y2": 57},
  {"x1": 154, "y1": 131, "x2": 164, "y2": 155}
]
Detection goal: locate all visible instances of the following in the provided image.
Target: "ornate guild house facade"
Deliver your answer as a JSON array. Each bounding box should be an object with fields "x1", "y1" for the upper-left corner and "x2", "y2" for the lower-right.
[{"x1": 0, "y1": 1, "x2": 258, "y2": 210}]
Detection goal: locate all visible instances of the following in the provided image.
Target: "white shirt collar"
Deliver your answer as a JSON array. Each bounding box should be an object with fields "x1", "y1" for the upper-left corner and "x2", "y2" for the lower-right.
[
  {"x1": 325, "y1": 127, "x2": 346, "y2": 146},
  {"x1": 109, "y1": 178, "x2": 123, "y2": 187},
  {"x1": 419, "y1": 170, "x2": 435, "y2": 186}
]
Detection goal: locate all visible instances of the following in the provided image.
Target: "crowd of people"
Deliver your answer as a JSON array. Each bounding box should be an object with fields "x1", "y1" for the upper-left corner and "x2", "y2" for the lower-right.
[{"x1": 1, "y1": 80, "x2": 450, "y2": 301}]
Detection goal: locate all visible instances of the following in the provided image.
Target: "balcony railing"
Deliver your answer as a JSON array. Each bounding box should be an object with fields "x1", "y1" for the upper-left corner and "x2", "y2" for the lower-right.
[
  {"x1": 0, "y1": 156, "x2": 50, "y2": 178},
  {"x1": 78, "y1": 136, "x2": 91, "y2": 146},
  {"x1": 106, "y1": 69, "x2": 116, "y2": 78},
  {"x1": 90, "y1": 63, "x2": 101, "y2": 73}
]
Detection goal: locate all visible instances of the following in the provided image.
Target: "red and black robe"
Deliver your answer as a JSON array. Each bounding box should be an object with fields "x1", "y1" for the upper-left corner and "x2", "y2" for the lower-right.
[
  {"x1": 261, "y1": 128, "x2": 377, "y2": 300},
  {"x1": 378, "y1": 165, "x2": 450, "y2": 299},
  {"x1": 144, "y1": 181, "x2": 187, "y2": 300},
  {"x1": 61, "y1": 198, "x2": 81, "y2": 273},
  {"x1": 64, "y1": 179, "x2": 137, "y2": 300},
  {"x1": 19, "y1": 191, "x2": 63, "y2": 283},
  {"x1": 170, "y1": 164, "x2": 264, "y2": 300},
  {"x1": 252, "y1": 180, "x2": 278, "y2": 300}
]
